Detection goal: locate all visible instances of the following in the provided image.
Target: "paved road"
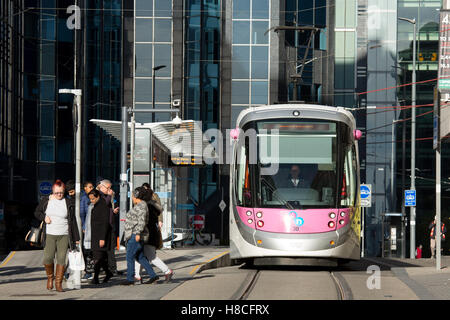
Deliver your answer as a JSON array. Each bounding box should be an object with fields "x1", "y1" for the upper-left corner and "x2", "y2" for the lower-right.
[
  {"x1": 0, "y1": 247, "x2": 229, "y2": 300},
  {"x1": 2, "y1": 248, "x2": 450, "y2": 300},
  {"x1": 163, "y1": 259, "x2": 420, "y2": 300}
]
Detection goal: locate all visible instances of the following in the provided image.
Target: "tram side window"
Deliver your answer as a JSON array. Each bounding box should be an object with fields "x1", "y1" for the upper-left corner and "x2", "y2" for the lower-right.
[
  {"x1": 341, "y1": 146, "x2": 356, "y2": 207},
  {"x1": 236, "y1": 144, "x2": 251, "y2": 207}
]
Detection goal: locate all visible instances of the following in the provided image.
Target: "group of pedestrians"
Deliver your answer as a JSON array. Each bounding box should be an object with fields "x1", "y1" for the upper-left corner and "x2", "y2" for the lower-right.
[{"x1": 34, "y1": 179, "x2": 173, "y2": 292}]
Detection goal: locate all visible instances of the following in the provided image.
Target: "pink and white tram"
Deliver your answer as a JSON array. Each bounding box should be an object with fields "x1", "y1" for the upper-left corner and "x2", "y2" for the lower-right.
[{"x1": 229, "y1": 104, "x2": 362, "y2": 266}]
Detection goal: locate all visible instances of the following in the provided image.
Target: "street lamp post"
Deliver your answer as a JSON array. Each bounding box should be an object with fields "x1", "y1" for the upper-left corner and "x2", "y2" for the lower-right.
[
  {"x1": 152, "y1": 65, "x2": 167, "y2": 122},
  {"x1": 398, "y1": 17, "x2": 417, "y2": 259},
  {"x1": 59, "y1": 89, "x2": 82, "y2": 243}
]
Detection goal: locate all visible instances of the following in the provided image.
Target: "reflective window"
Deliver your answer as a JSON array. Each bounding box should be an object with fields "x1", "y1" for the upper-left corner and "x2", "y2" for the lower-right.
[
  {"x1": 57, "y1": 138, "x2": 73, "y2": 163},
  {"x1": 155, "y1": 79, "x2": 171, "y2": 102},
  {"x1": 252, "y1": 21, "x2": 269, "y2": 44},
  {"x1": 40, "y1": 103, "x2": 55, "y2": 136},
  {"x1": 39, "y1": 138, "x2": 55, "y2": 162},
  {"x1": 135, "y1": 79, "x2": 153, "y2": 102},
  {"x1": 233, "y1": 21, "x2": 250, "y2": 44},
  {"x1": 154, "y1": 19, "x2": 172, "y2": 42},
  {"x1": 41, "y1": 15, "x2": 56, "y2": 40},
  {"x1": 232, "y1": 81, "x2": 249, "y2": 104},
  {"x1": 233, "y1": 0, "x2": 250, "y2": 19},
  {"x1": 252, "y1": 0, "x2": 269, "y2": 19},
  {"x1": 155, "y1": 0, "x2": 172, "y2": 17},
  {"x1": 232, "y1": 46, "x2": 250, "y2": 79},
  {"x1": 136, "y1": 0, "x2": 153, "y2": 17},
  {"x1": 135, "y1": 44, "x2": 153, "y2": 77},
  {"x1": 251, "y1": 81, "x2": 268, "y2": 105},
  {"x1": 154, "y1": 44, "x2": 171, "y2": 77},
  {"x1": 41, "y1": 41, "x2": 55, "y2": 75},
  {"x1": 135, "y1": 19, "x2": 153, "y2": 42},
  {"x1": 40, "y1": 77, "x2": 55, "y2": 101},
  {"x1": 251, "y1": 46, "x2": 268, "y2": 79}
]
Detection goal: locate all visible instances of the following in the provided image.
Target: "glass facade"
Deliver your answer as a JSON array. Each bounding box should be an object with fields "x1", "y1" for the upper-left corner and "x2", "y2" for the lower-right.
[
  {"x1": 285, "y1": 0, "x2": 327, "y2": 102},
  {"x1": 134, "y1": 0, "x2": 173, "y2": 123},
  {"x1": 185, "y1": 0, "x2": 221, "y2": 203},
  {"x1": 83, "y1": 0, "x2": 122, "y2": 182},
  {"x1": 231, "y1": 0, "x2": 270, "y2": 127},
  {"x1": 0, "y1": 1, "x2": 25, "y2": 202},
  {"x1": 395, "y1": 0, "x2": 450, "y2": 257},
  {"x1": 334, "y1": 0, "x2": 357, "y2": 107}
]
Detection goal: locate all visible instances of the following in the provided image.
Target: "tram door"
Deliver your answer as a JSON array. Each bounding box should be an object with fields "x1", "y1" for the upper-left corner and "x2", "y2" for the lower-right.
[{"x1": 382, "y1": 213, "x2": 404, "y2": 258}]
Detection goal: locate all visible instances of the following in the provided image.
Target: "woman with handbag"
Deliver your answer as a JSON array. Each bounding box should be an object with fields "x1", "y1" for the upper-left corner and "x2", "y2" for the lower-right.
[
  {"x1": 34, "y1": 180, "x2": 80, "y2": 292},
  {"x1": 87, "y1": 189, "x2": 113, "y2": 284},
  {"x1": 134, "y1": 184, "x2": 174, "y2": 283}
]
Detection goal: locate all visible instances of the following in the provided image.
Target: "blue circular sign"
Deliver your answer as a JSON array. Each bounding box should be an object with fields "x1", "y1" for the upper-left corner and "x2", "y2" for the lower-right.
[
  {"x1": 39, "y1": 182, "x2": 52, "y2": 195},
  {"x1": 360, "y1": 185, "x2": 370, "y2": 199}
]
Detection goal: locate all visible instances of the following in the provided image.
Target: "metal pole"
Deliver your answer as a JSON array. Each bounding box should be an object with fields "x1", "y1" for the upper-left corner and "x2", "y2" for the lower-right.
[
  {"x1": 119, "y1": 106, "x2": 128, "y2": 245},
  {"x1": 129, "y1": 112, "x2": 135, "y2": 209},
  {"x1": 152, "y1": 68, "x2": 156, "y2": 123},
  {"x1": 391, "y1": 121, "x2": 395, "y2": 212},
  {"x1": 410, "y1": 20, "x2": 417, "y2": 260},
  {"x1": 361, "y1": 207, "x2": 365, "y2": 257},
  {"x1": 402, "y1": 89, "x2": 406, "y2": 259},
  {"x1": 74, "y1": 93, "x2": 82, "y2": 241},
  {"x1": 435, "y1": 88, "x2": 441, "y2": 270},
  {"x1": 436, "y1": 133, "x2": 441, "y2": 270}
]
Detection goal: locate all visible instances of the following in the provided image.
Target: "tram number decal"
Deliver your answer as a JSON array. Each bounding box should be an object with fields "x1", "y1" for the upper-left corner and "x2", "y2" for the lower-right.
[{"x1": 289, "y1": 211, "x2": 304, "y2": 230}]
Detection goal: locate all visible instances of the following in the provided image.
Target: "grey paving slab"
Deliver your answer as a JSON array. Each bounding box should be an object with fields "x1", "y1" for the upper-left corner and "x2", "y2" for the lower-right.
[{"x1": 0, "y1": 246, "x2": 230, "y2": 300}]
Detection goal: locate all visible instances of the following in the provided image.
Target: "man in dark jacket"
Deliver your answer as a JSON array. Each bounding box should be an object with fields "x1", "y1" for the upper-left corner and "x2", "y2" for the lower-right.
[
  {"x1": 97, "y1": 179, "x2": 121, "y2": 275},
  {"x1": 88, "y1": 189, "x2": 113, "y2": 284},
  {"x1": 80, "y1": 181, "x2": 94, "y2": 281}
]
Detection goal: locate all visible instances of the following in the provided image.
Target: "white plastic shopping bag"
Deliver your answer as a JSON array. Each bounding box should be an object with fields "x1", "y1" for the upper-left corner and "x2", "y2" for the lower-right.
[
  {"x1": 68, "y1": 249, "x2": 85, "y2": 271},
  {"x1": 67, "y1": 247, "x2": 84, "y2": 289}
]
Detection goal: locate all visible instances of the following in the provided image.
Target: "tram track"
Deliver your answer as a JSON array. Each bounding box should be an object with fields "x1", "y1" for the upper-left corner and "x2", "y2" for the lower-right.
[{"x1": 234, "y1": 267, "x2": 353, "y2": 300}]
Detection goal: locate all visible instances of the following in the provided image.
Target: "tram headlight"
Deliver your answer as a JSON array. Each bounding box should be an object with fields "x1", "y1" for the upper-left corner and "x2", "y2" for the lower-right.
[
  {"x1": 247, "y1": 219, "x2": 254, "y2": 224},
  {"x1": 329, "y1": 212, "x2": 336, "y2": 219},
  {"x1": 293, "y1": 110, "x2": 300, "y2": 117},
  {"x1": 339, "y1": 220, "x2": 345, "y2": 225},
  {"x1": 328, "y1": 221, "x2": 335, "y2": 228},
  {"x1": 246, "y1": 211, "x2": 252, "y2": 216},
  {"x1": 256, "y1": 212, "x2": 263, "y2": 218},
  {"x1": 257, "y1": 220, "x2": 264, "y2": 227},
  {"x1": 340, "y1": 211, "x2": 346, "y2": 217}
]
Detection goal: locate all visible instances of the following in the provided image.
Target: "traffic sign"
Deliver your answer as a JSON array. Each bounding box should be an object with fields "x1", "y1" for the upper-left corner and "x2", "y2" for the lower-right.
[
  {"x1": 219, "y1": 200, "x2": 226, "y2": 212},
  {"x1": 360, "y1": 184, "x2": 372, "y2": 207},
  {"x1": 39, "y1": 181, "x2": 52, "y2": 195},
  {"x1": 405, "y1": 190, "x2": 416, "y2": 207}
]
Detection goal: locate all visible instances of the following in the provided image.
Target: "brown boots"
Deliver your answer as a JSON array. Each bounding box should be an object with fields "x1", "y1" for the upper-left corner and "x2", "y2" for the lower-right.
[
  {"x1": 54, "y1": 264, "x2": 65, "y2": 292},
  {"x1": 44, "y1": 264, "x2": 54, "y2": 290}
]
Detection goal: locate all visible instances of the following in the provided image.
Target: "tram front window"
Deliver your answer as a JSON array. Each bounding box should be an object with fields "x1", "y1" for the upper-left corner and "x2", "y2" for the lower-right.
[{"x1": 257, "y1": 120, "x2": 338, "y2": 209}]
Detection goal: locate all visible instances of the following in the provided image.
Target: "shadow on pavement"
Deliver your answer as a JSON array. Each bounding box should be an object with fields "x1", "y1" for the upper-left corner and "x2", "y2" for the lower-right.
[{"x1": 0, "y1": 266, "x2": 44, "y2": 277}]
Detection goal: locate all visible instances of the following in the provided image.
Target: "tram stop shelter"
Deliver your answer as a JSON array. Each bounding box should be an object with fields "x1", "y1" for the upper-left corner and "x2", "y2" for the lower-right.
[{"x1": 90, "y1": 118, "x2": 211, "y2": 247}]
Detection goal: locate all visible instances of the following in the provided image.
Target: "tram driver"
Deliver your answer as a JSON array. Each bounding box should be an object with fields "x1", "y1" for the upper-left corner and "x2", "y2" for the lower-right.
[{"x1": 278, "y1": 164, "x2": 309, "y2": 189}]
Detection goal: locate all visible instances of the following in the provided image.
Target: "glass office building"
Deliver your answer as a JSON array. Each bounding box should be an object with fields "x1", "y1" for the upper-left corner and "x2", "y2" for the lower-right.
[{"x1": 0, "y1": 0, "x2": 122, "y2": 250}]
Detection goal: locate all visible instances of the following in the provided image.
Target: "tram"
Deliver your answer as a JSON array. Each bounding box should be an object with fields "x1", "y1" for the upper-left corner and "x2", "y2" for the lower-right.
[{"x1": 229, "y1": 104, "x2": 361, "y2": 266}]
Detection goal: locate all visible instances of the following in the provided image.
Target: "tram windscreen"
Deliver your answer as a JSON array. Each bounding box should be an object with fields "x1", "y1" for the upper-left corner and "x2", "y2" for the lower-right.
[{"x1": 256, "y1": 120, "x2": 338, "y2": 209}]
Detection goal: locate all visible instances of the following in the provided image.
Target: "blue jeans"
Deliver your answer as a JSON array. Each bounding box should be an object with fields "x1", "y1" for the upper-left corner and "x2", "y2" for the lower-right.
[{"x1": 126, "y1": 235, "x2": 157, "y2": 282}]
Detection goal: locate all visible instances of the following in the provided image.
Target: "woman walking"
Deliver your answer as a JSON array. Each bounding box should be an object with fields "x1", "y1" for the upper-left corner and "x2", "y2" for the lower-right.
[
  {"x1": 34, "y1": 180, "x2": 80, "y2": 292},
  {"x1": 121, "y1": 187, "x2": 159, "y2": 285},
  {"x1": 135, "y1": 184, "x2": 173, "y2": 283},
  {"x1": 87, "y1": 189, "x2": 113, "y2": 284}
]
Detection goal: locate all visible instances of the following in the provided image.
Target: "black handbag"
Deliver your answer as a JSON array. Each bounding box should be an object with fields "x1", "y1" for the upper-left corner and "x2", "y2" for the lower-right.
[
  {"x1": 84, "y1": 251, "x2": 95, "y2": 273},
  {"x1": 25, "y1": 221, "x2": 44, "y2": 247}
]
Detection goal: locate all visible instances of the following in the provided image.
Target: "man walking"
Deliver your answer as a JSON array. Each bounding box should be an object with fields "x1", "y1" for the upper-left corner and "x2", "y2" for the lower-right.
[
  {"x1": 97, "y1": 179, "x2": 122, "y2": 275},
  {"x1": 429, "y1": 216, "x2": 446, "y2": 258}
]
